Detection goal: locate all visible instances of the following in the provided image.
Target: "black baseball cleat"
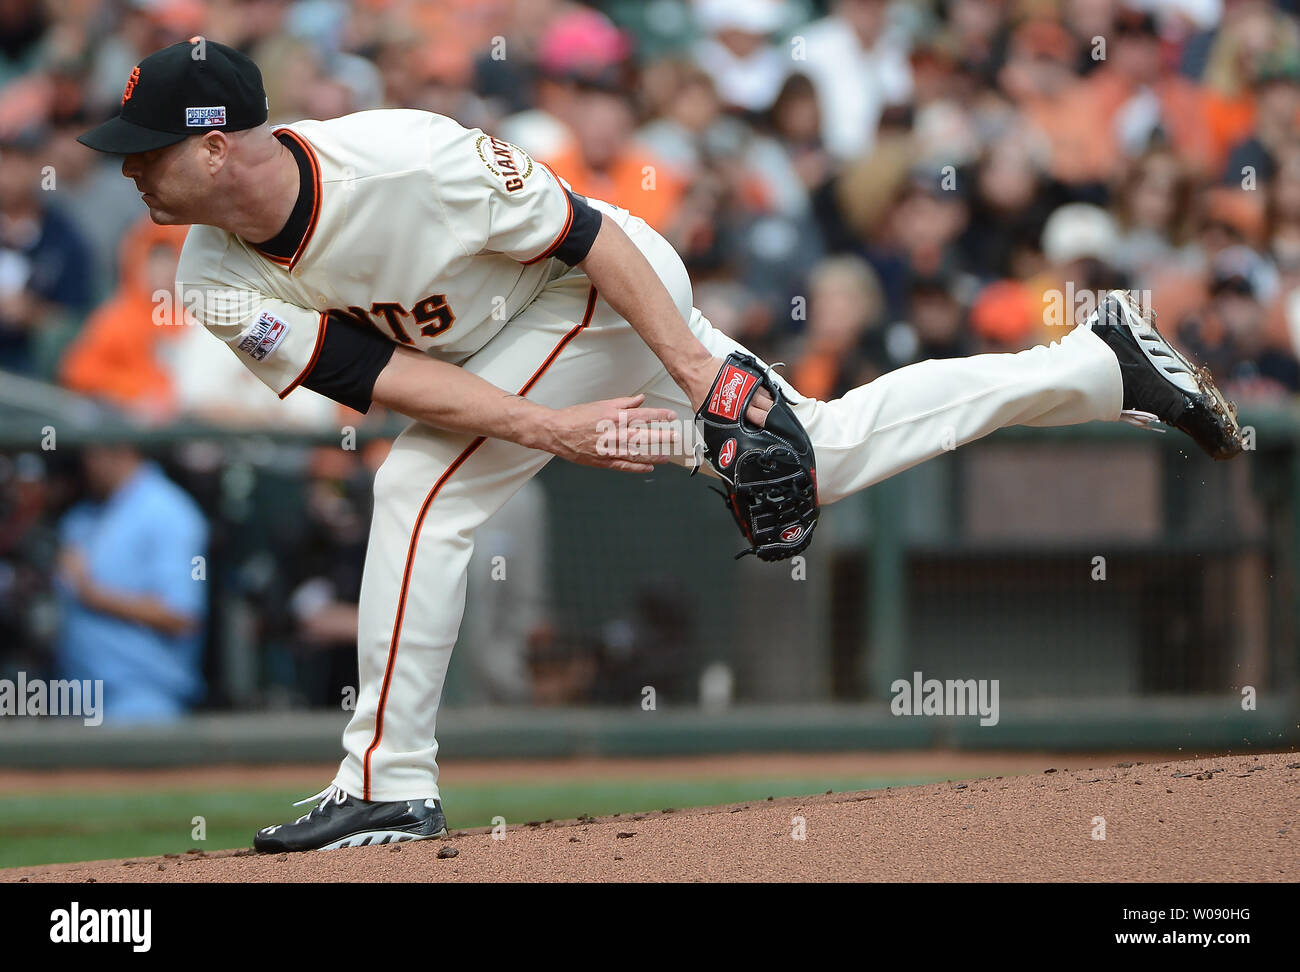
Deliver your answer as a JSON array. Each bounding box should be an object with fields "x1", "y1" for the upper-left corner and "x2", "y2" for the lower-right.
[
  {"x1": 254, "y1": 784, "x2": 447, "y2": 853},
  {"x1": 1084, "y1": 290, "x2": 1243, "y2": 460}
]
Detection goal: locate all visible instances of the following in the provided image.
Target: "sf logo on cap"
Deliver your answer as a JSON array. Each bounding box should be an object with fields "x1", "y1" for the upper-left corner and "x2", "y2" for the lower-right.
[{"x1": 122, "y1": 66, "x2": 140, "y2": 105}]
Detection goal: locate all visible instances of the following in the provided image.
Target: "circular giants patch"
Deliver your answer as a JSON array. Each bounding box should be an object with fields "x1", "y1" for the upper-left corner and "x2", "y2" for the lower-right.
[{"x1": 475, "y1": 135, "x2": 535, "y2": 192}]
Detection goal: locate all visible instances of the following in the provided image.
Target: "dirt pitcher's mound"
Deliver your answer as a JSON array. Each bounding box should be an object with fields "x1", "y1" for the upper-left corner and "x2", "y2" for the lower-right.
[{"x1": 6, "y1": 753, "x2": 1297, "y2": 882}]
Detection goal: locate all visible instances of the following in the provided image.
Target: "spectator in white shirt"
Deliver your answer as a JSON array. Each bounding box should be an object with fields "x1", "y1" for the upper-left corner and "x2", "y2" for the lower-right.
[
  {"x1": 796, "y1": 0, "x2": 913, "y2": 161},
  {"x1": 692, "y1": 0, "x2": 792, "y2": 114}
]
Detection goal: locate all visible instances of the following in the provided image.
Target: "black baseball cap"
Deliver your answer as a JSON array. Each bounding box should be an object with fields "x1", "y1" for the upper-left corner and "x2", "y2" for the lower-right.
[{"x1": 78, "y1": 37, "x2": 268, "y2": 155}]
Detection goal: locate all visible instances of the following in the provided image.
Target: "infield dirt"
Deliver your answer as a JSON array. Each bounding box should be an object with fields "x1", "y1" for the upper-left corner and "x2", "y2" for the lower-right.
[{"x1": 3, "y1": 751, "x2": 1295, "y2": 882}]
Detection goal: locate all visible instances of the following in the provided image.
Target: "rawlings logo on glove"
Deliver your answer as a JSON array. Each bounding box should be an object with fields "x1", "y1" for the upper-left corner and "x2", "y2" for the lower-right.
[
  {"x1": 710, "y1": 365, "x2": 757, "y2": 420},
  {"x1": 694, "y1": 352, "x2": 819, "y2": 561}
]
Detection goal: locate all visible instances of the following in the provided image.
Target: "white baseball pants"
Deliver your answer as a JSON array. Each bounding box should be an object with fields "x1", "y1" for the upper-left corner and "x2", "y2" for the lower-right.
[{"x1": 332, "y1": 206, "x2": 1123, "y2": 801}]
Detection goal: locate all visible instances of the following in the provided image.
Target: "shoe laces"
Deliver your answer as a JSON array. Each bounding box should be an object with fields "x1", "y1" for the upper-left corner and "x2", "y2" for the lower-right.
[
  {"x1": 1119, "y1": 409, "x2": 1165, "y2": 431},
  {"x1": 290, "y1": 783, "x2": 348, "y2": 823}
]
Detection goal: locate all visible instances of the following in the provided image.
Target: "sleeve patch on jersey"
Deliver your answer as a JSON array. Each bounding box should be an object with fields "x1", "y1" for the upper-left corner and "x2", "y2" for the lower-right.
[
  {"x1": 236, "y1": 310, "x2": 290, "y2": 362},
  {"x1": 475, "y1": 135, "x2": 534, "y2": 192}
]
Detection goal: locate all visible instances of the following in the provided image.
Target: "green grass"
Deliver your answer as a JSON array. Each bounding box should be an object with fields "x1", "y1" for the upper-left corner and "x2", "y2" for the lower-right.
[{"x1": 0, "y1": 772, "x2": 956, "y2": 869}]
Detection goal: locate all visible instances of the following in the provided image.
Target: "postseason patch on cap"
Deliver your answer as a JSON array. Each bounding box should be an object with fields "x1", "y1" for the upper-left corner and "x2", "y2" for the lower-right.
[
  {"x1": 186, "y1": 106, "x2": 227, "y2": 128},
  {"x1": 236, "y1": 310, "x2": 289, "y2": 362}
]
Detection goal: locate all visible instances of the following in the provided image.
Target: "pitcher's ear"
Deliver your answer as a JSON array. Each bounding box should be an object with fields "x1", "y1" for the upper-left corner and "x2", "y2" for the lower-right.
[{"x1": 201, "y1": 130, "x2": 231, "y2": 173}]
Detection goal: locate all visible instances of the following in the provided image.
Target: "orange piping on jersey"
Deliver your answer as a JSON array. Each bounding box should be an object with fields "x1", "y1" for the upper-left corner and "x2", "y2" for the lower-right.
[
  {"x1": 361, "y1": 434, "x2": 485, "y2": 802},
  {"x1": 362, "y1": 285, "x2": 598, "y2": 799},
  {"x1": 520, "y1": 163, "x2": 575, "y2": 266},
  {"x1": 518, "y1": 285, "x2": 598, "y2": 389},
  {"x1": 279, "y1": 311, "x2": 328, "y2": 399},
  {"x1": 255, "y1": 127, "x2": 323, "y2": 271}
]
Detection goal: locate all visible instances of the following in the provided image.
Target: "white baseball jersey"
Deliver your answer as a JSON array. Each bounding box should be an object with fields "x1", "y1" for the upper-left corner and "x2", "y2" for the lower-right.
[{"x1": 176, "y1": 109, "x2": 580, "y2": 399}]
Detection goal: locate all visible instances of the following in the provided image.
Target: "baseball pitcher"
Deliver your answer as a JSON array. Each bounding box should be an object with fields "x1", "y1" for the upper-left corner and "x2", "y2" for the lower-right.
[{"x1": 79, "y1": 40, "x2": 1242, "y2": 852}]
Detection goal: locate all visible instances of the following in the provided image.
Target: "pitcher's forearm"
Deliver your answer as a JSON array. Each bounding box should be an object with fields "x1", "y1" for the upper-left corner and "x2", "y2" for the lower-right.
[
  {"x1": 370, "y1": 347, "x2": 550, "y2": 448},
  {"x1": 579, "y1": 214, "x2": 716, "y2": 404},
  {"x1": 370, "y1": 345, "x2": 680, "y2": 472}
]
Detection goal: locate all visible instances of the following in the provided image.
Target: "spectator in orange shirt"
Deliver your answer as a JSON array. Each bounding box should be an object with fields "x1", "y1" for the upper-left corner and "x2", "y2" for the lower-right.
[
  {"x1": 998, "y1": 18, "x2": 1113, "y2": 186},
  {"x1": 543, "y1": 82, "x2": 686, "y2": 236},
  {"x1": 1222, "y1": 53, "x2": 1300, "y2": 185},
  {"x1": 501, "y1": 7, "x2": 686, "y2": 235},
  {"x1": 969, "y1": 278, "x2": 1039, "y2": 354},
  {"x1": 1083, "y1": 7, "x2": 1215, "y2": 177},
  {"x1": 59, "y1": 217, "x2": 188, "y2": 419},
  {"x1": 1199, "y1": 0, "x2": 1300, "y2": 173}
]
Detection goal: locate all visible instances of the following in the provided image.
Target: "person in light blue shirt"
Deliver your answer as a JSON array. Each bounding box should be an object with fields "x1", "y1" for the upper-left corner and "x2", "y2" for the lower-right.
[{"x1": 55, "y1": 444, "x2": 208, "y2": 723}]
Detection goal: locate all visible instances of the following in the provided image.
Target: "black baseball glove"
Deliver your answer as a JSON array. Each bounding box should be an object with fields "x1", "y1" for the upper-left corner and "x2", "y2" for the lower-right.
[{"x1": 694, "y1": 352, "x2": 819, "y2": 561}]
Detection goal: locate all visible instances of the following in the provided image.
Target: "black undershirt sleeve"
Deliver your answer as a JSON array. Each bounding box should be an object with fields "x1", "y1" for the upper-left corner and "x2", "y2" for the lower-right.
[
  {"x1": 553, "y1": 190, "x2": 602, "y2": 266},
  {"x1": 300, "y1": 310, "x2": 397, "y2": 413}
]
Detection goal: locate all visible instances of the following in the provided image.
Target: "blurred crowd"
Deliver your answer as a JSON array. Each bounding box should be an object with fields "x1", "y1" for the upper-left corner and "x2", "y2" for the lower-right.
[
  {"x1": 4, "y1": 0, "x2": 1300, "y2": 717},
  {"x1": 5, "y1": 0, "x2": 1300, "y2": 406}
]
